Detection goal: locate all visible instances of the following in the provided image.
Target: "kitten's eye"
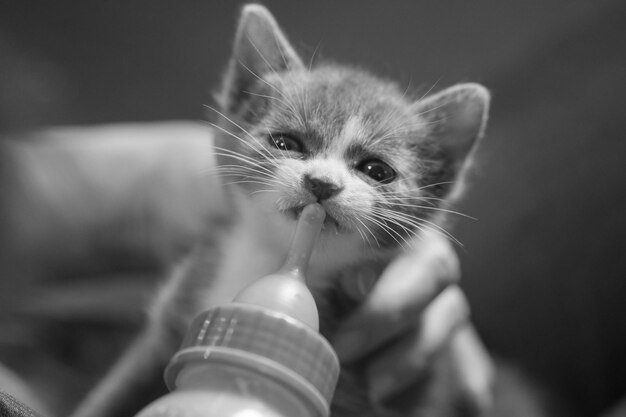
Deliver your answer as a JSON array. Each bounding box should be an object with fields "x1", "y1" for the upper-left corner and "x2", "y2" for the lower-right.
[
  {"x1": 268, "y1": 134, "x2": 303, "y2": 153},
  {"x1": 357, "y1": 159, "x2": 396, "y2": 184}
]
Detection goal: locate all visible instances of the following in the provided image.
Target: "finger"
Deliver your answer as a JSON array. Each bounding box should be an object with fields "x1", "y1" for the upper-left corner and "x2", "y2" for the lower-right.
[
  {"x1": 365, "y1": 286, "x2": 470, "y2": 402},
  {"x1": 447, "y1": 325, "x2": 495, "y2": 413},
  {"x1": 333, "y1": 234, "x2": 460, "y2": 362}
]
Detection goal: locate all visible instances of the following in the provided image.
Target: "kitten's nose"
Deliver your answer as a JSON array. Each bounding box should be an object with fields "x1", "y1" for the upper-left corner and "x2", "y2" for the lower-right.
[{"x1": 303, "y1": 174, "x2": 342, "y2": 201}]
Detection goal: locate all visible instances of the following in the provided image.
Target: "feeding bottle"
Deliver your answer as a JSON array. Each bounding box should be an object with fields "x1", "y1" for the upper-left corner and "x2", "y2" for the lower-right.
[{"x1": 135, "y1": 204, "x2": 340, "y2": 417}]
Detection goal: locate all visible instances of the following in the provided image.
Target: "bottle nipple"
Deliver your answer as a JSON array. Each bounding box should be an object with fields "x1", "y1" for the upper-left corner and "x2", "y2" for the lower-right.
[{"x1": 233, "y1": 203, "x2": 326, "y2": 330}]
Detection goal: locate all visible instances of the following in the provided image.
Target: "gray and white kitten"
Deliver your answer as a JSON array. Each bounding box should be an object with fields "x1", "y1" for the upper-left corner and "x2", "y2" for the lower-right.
[{"x1": 72, "y1": 5, "x2": 490, "y2": 417}]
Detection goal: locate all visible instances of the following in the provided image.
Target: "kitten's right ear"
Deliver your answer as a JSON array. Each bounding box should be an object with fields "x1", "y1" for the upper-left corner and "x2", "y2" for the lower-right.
[{"x1": 217, "y1": 4, "x2": 304, "y2": 112}]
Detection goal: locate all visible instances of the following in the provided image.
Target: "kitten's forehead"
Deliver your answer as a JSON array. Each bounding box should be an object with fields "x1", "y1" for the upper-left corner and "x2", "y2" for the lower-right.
[
  {"x1": 339, "y1": 116, "x2": 367, "y2": 145},
  {"x1": 264, "y1": 66, "x2": 423, "y2": 152}
]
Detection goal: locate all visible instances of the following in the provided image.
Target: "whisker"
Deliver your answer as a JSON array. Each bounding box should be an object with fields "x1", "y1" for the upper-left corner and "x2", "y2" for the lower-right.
[
  {"x1": 308, "y1": 41, "x2": 321, "y2": 72},
  {"x1": 236, "y1": 44, "x2": 306, "y2": 127},
  {"x1": 249, "y1": 188, "x2": 279, "y2": 197},
  {"x1": 414, "y1": 78, "x2": 442, "y2": 103},
  {"x1": 242, "y1": 90, "x2": 296, "y2": 116},
  {"x1": 211, "y1": 146, "x2": 274, "y2": 168},
  {"x1": 400, "y1": 76, "x2": 413, "y2": 100},
  {"x1": 361, "y1": 212, "x2": 410, "y2": 250},
  {"x1": 236, "y1": 58, "x2": 305, "y2": 127},
  {"x1": 377, "y1": 200, "x2": 475, "y2": 220},
  {"x1": 211, "y1": 150, "x2": 275, "y2": 174},
  {"x1": 246, "y1": 35, "x2": 280, "y2": 77},
  {"x1": 210, "y1": 161, "x2": 278, "y2": 182},
  {"x1": 372, "y1": 206, "x2": 463, "y2": 247},
  {"x1": 222, "y1": 179, "x2": 278, "y2": 188},
  {"x1": 205, "y1": 116, "x2": 274, "y2": 161},
  {"x1": 354, "y1": 217, "x2": 380, "y2": 250}
]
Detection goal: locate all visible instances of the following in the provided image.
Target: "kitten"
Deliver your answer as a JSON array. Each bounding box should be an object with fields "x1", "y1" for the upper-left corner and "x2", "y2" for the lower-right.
[{"x1": 71, "y1": 4, "x2": 489, "y2": 417}]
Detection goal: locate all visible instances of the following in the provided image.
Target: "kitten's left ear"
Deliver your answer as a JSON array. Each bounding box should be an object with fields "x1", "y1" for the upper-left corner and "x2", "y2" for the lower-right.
[
  {"x1": 217, "y1": 4, "x2": 305, "y2": 112},
  {"x1": 415, "y1": 83, "x2": 490, "y2": 174}
]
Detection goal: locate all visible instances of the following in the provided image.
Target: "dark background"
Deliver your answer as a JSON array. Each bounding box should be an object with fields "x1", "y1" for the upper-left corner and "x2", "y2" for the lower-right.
[{"x1": 1, "y1": 1, "x2": 625, "y2": 415}]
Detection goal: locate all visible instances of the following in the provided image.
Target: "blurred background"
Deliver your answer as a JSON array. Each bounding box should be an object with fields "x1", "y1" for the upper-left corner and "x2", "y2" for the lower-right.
[{"x1": 0, "y1": 1, "x2": 625, "y2": 415}]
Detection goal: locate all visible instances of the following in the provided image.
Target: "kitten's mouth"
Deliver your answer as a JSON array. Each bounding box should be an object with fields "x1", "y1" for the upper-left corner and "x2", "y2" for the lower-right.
[{"x1": 286, "y1": 206, "x2": 343, "y2": 234}]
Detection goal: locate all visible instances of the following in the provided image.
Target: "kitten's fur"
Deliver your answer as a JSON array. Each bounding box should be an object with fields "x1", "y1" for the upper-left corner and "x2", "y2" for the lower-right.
[{"x1": 71, "y1": 5, "x2": 490, "y2": 417}]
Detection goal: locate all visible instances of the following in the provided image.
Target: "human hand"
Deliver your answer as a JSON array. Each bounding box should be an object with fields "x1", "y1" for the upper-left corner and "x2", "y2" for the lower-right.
[{"x1": 332, "y1": 230, "x2": 494, "y2": 415}]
